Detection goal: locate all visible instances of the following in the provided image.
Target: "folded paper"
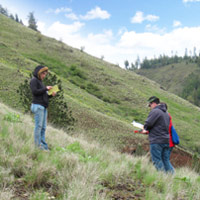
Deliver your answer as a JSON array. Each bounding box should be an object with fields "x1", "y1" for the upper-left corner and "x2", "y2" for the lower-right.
[{"x1": 47, "y1": 85, "x2": 60, "y2": 95}]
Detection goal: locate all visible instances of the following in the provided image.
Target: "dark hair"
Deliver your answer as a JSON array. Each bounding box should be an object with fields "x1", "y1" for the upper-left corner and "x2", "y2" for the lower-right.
[{"x1": 148, "y1": 96, "x2": 160, "y2": 104}]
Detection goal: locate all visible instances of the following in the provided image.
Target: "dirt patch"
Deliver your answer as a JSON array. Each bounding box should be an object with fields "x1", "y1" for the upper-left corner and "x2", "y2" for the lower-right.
[
  {"x1": 170, "y1": 147, "x2": 193, "y2": 168},
  {"x1": 12, "y1": 179, "x2": 29, "y2": 200},
  {"x1": 122, "y1": 139, "x2": 195, "y2": 169},
  {"x1": 101, "y1": 178, "x2": 145, "y2": 200},
  {"x1": 12, "y1": 179, "x2": 59, "y2": 200}
]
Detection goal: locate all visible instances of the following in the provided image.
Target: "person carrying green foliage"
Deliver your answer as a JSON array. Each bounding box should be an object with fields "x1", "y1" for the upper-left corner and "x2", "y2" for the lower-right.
[
  {"x1": 141, "y1": 96, "x2": 174, "y2": 173},
  {"x1": 30, "y1": 65, "x2": 56, "y2": 150}
]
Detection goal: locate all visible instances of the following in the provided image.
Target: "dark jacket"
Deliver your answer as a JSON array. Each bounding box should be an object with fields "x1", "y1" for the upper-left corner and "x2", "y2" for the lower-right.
[
  {"x1": 144, "y1": 104, "x2": 170, "y2": 144},
  {"x1": 30, "y1": 66, "x2": 49, "y2": 108}
]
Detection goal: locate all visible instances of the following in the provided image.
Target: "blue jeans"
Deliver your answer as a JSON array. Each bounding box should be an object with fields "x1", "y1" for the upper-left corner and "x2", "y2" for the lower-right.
[
  {"x1": 31, "y1": 104, "x2": 48, "y2": 150},
  {"x1": 150, "y1": 144, "x2": 174, "y2": 173}
]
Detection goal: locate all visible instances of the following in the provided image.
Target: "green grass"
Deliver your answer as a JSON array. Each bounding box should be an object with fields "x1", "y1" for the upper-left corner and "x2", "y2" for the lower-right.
[
  {"x1": 0, "y1": 102, "x2": 200, "y2": 199},
  {"x1": 0, "y1": 13, "x2": 200, "y2": 154},
  {"x1": 136, "y1": 62, "x2": 198, "y2": 95}
]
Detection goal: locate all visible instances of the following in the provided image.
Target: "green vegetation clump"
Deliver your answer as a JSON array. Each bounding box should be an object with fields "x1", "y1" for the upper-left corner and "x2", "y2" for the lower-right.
[
  {"x1": 17, "y1": 72, "x2": 75, "y2": 130},
  {"x1": 181, "y1": 72, "x2": 200, "y2": 106},
  {"x1": 3, "y1": 112, "x2": 22, "y2": 123},
  {"x1": 23, "y1": 53, "x2": 69, "y2": 76},
  {"x1": 68, "y1": 64, "x2": 120, "y2": 104}
]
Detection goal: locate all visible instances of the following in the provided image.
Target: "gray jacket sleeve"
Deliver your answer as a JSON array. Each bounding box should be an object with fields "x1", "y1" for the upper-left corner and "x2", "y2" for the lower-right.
[{"x1": 144, "y1": 109, "x2": 160, "y2": 130}]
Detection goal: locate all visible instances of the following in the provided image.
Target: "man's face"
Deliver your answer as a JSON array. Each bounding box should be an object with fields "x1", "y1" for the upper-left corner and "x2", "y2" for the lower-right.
[
  {"x1": 40, "y1": 71, "x2": 48, "y2": 80},
  {"x1": 148, "y1": 102, "x2": 157, "y2": 110}
]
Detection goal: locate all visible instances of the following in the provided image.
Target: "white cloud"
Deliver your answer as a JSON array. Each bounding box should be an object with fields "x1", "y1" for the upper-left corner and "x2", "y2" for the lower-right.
[
  {"x1": 131, "y1": 11, "x2": 144, "y2": 23},
  {"x1": 87, "y1": 30, "x2": 113, "y2": 44},
  {"x1": 37, "y1": 21, "x2": 46, "y2": 32},
  {"x1": 46, "y1": 7, "x2": 79, "y2": 21},
  {"x1": 47, "y1": 21, "x2": 84, "y2": 36},
  {"x1": 183, "y1": 0, "x2": 200, "y2": 2},
  {"x1": 146, "y1": 14, "x2": 159, "y2": 22},
  {"x1": 145, "y1": 24, "x2": 166, "y2": 34},
  {"x1": 117, "y1": 27, "x2": 128, "y2": 36},
  {"x1": 117, "y1": 26, "x2": 200, "y2": 64},
  {"x1": 65, "y1": 13, "x2": 79, "y2": 20},
  {"x1": 38, "y1": 20, "x2": 200, "y2": 68},
  {"x1": 55, "y1": 7, "x2": 72, "y2": 14},
  {"x1": 80, "y1": 6, "x2": 110, "y2": 20},
  {"x1": 46, "y1": 6, "x2": 110, "y2": 21},
  {"x1": 46, "y1": 7, "x2": 72, "y2": 14},
  {"x1": 131, "y1": 11, "x2": 159, "y2": 24},
  {"x1": 173, "y1": 20, "x2": 182, "y2": 27}
]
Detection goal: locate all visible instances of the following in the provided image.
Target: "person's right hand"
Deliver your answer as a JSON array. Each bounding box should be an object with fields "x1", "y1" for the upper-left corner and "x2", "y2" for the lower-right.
[
  {"x1": 52, "y1": 92, "x2": 56, "y2": 96},
  {"x1": 46, "y1": 86, "x2": 52, "y2": 90},
  {"x1": 140, "y1": 129, "x2": 149, "y2": 135}
]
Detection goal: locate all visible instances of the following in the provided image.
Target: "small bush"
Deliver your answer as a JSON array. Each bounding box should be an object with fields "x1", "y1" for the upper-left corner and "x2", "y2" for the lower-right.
[
  {"x1": 68, "y1": 65, "x2": 87, "y2": 80},
  {"x1": 66, "y1": 142, "x2": 99, "y2": 163},
  {"x1": 3, "y1": 112, "x2": 22, "y2": 123},
  {"x1": 17, "y1": 72, "x2": 75, "y2": 130},
  {"x1": 36, "y1": 33, "x2": 42, "y2": 42},
  {"x1": 85, "y1": 83, "x2": 103, "y2": 99}
]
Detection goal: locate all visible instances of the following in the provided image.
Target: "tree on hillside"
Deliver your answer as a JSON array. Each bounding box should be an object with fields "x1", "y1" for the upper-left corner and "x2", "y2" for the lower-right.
[
  {"x1": 15, "y1": 14, "x2": 19, "y2": 22},
  {"x1": 17, "y1": 72, "x2": 75, "y2": 130},
  {"x1": 135, "y1": 56, "x2": 140, "y2": 69},
  {"x1": 27, "y1": 12, "x2": 38, "y2": 31},
  {"x1": 193, "y1": 47, "x2": 197, "y2": 58},
  {"x1": 19, "y1": 19, "x2": 24, "y2": 25},
  {"x1": 101, "y1": 55, "x2": 104, "y2": 60},
  {"x1": 130, "y1": 63, "x2": 136, "y2": 70},
  {"x1": 80, "y1": 46, "x2": 85, "y2": 52},
  {"x1": 0, "y1": 4, "x2": 8, "y2": 16},
  {"x1": 9, "y1": 14, "x2": 15, "y2": 20},
  {"x1": 184, "y1": 48, "x2": 188, "y2": 60},
  {"x1": 124, "y1": 60, "x2": 129, "y2": 69}
]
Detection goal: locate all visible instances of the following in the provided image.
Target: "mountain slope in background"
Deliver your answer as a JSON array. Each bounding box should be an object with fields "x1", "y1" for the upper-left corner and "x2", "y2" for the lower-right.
[
  {"x1": 136, "y1": 55, "x2": 200, "y2": 108},
  {"x1": 136, "y1": 62, "x2": 198, "y2": 96},
  {"x1": 0, "y1": 13, "x2": 200, "y2": 155}
]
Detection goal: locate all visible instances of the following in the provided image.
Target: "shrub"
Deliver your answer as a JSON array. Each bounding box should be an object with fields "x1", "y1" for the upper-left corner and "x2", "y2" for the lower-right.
[
  {"x1": 36, "y1": 33, "x2": 42, "y2": 42},
  {"x1": 68, "y1": 64, "x2": 87, "y2": 80},
  {"x1": 86, "y1": 83, "x2": 103, "y2": 99},
  {"x1": 17, "y1": 72, "x2": 75, "y2": 130},
  {"x1": 3, "y1": 112, "x2": 22, "y2": 123}
]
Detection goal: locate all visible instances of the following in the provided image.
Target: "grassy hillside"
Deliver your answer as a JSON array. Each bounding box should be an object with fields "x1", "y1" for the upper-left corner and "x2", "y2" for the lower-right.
[
  {"x1": 0, "y1": 102, "x2": 200, "y2": 199},
  {"x1": 1, "y1": 13, "x2": 200, "y2": 155},
  {"x1": 136, "y1": 62, "x2": 198, "y2": 96}
]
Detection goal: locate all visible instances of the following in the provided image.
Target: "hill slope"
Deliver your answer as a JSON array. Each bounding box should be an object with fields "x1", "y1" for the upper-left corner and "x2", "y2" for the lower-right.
[
  {"x1": 0, "y1": 13, "x2": 200, "y2": 154},
  {"x1": 136, "y1": 62, "x2": 198, "y2": 96},
  {"x1": 0, "y1": 102, "x2": 200, "y2": 199}
]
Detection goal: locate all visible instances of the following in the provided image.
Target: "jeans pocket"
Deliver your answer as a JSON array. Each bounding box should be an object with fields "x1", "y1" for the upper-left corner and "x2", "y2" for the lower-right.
[
  {"x1": 31, "y1": 104, "x2": 45, "y2": 114},
  {"x1": 37, "y1": 105, "x2": 45, "y2": 111},
  {"x1": 31, "y1": 104, "x2": 36, "y2": 113},
  {"x1": 31, "y1": 104, "x2": 43, "y2": 113}
]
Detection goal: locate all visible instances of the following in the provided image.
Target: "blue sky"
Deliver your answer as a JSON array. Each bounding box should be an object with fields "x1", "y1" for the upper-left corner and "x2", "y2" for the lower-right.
[{"x1": 1, "y1": 0, "x2": 200, "y2": 67}]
